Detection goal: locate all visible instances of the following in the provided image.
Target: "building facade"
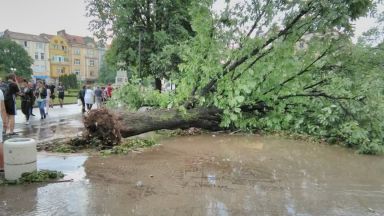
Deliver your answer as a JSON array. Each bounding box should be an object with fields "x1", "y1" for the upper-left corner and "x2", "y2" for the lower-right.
[
  {"x1": 3, "y1": 30, "x2": 50, "y2": 80},
  {"x1": 58, "y1": 30, "x2": 99, "y2": 82},
  {"x1": 2, "y1": 29, "x2": 103, "y2": 83}
]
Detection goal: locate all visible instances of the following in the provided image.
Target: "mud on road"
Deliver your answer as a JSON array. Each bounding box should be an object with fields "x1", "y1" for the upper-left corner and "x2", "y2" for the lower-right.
[{"x1": 84, "y1": 134, "x2": 384, "y2": 216}]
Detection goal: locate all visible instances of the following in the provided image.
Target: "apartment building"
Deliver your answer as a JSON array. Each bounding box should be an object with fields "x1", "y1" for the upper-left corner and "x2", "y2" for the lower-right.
[
  {"x1": 2, "y1": 29, "x2": 103, "y2": 82},
  {"x1": 3, "y1": 30, "x2": 50, "y2": 80},
  {"x1": 58, "y1": 30, "x2": 99, "y2": 82}
]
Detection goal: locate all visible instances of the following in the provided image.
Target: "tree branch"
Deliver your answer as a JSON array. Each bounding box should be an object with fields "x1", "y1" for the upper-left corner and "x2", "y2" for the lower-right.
[
  {"x1": 199, "y1": 1, "x2": 314, "y2": 97},
  {"x1": 263, "y1": 45, "x2": 331, "y2": 95}
]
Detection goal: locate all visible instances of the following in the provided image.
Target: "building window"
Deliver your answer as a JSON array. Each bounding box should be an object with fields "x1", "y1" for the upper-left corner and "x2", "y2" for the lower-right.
[
  {"x1": 74, "y1": 70, "x2": 80, "y2": 75},
  {"x1": 74, "y1": 49, "x2": 80, "y2": 55},
  {"x1": 24, "y1": 41, "x2": 28, "y2": 47},
  {"x1": 36, "y1": 43, "x2": 43, "y2": 49},
  {"x1": 89, "y1": 59, "x2": 95, "y2": 67},
  {"x1": 87, "y1": 49, "x2": 94, "y2": 56},
  {"x1": 90, "y1": 71, "x2": 94, "y2": 76},
  {"x1": 74, "y1": 59, "x2": 80, "y2": 65},
  {"x1": 41, "y1": 53, "x2": 44, "y2": 60},
  {"x1": 62, "y1": 46, "x2": 66, "y2": 51},
  {"x1": 35, "y1": 52, "x2": 39, "y2": 60}
]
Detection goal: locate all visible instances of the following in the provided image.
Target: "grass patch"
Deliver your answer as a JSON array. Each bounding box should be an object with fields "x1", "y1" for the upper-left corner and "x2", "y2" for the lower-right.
[
  {"x1": 16, "y1": 96, "x2": 78, "y2": 109},
  {"x1": 1, "y1": 170, "x2": 64, "y2": 185},
  {"x1": 100, "y1": 138, "x2": 156, "y2": 156}
]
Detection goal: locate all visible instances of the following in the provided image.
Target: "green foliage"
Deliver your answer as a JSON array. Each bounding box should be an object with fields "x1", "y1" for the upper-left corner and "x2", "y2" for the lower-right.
[
  {"x1": 59, "y1": 74, "x2": 78, "y2": 89},
  {"x1": 0, "y1": 38, "x2": 33, "y2": 78},
  {"x1": 100, "y1": 138, "x2": 156, "y2": 156},
  {"x1": 90, "y1": 0, "x2": 384, "y2": 154},
  {"x1": 1, "y1": 170, "x2": 65, "y2": 185},
  {"x1": 108, "y1": 83, "x2": 172, "y2": 110},
  {"x1": 52, "y1": 144, "x2": 77, "y2": 153}
]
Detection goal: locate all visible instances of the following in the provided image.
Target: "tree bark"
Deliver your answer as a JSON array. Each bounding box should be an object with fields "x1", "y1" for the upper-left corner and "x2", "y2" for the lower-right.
[{"x1": 84, "y1": 108, "x2": 222, "y2": 144}]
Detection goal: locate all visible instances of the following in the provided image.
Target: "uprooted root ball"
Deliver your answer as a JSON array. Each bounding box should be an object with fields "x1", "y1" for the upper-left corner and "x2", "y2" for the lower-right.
[{"x1": 83, "y1": 108, "x2": 122, "y2": 148}]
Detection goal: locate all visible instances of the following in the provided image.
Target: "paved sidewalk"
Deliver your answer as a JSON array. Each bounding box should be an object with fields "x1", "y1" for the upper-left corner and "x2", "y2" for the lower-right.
[{"x1": 5, "y1": 104, "x2": 86, "y2": 143}]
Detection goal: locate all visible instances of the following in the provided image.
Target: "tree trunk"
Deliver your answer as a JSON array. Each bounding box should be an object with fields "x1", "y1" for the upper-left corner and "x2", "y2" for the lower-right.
[
  {"x1": 83, "y1": 107, "x2": 222, "y2": 145},
  {"x1": 155, "y1": 77, "x2": 162, "y2": 92}
]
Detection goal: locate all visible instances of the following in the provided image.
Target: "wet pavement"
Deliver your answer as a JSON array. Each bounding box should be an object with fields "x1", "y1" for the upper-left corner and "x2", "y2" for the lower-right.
[
  {"x1": 9, "y1": 104, "x2": 84, "y2": 143},
  {"x1": 1, "y1": 134, "x2": 384, "y2": 216}
]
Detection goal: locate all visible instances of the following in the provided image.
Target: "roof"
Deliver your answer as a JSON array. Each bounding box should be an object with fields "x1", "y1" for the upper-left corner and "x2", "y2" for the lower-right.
[
  {"x1": 57, "y1": 30, "x2": 95, "y2": 47},
  {"x1": 4, "y1": 30, "x2": 49, "y2": 43}
]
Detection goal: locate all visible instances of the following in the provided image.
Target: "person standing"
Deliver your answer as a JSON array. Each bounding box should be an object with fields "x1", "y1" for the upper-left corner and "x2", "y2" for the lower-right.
[
  {"x1": 45, "y1": 84, "x2": 51, "y2": 115},
  {"x1": 20, "y1": 80, "x2": 34, "y2": 125},
  {"x1": 57, "y1": 82, "x2": 65, "y2": 108},
  {"x1": 49, "y1": 84, "x2": 55, "y2": 108},
  {"x1": 84, "y1": 85, "x2": 95, "y2": 112},
  {"x1": 29, "y1": 82, "x2": 36, "y2": 117},
  {"x1": 0, "y1": 86, "x2": 5, "y2": 172},
  {"x1": 106, "y1": 83, "x2": 113, "y2": 98},
  {"x1": 2, "y1": 74, "x2": 20, "y2": 136},
  {"x1": 94, "y1": 86, "x2": 102, "y2": 109},
  {"x1": 36, "y1": 81, "x2": 47, "y2": 119},
  {"x1": 78, "y1": 86, "x2": 86, "y2": 113}
]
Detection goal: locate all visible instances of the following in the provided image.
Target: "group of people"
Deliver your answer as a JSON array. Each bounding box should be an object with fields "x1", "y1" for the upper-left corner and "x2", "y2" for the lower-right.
[
  {"x1": 78, "y1": 83, "x2": 113, "y2": 113},
  {"x1": 0, "y1": 74, "x2": 67, "y2": 172}
]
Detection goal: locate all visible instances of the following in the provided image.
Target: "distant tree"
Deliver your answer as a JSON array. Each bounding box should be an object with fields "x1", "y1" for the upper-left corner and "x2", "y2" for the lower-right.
[
  {"x1": 0, "y1": 38, "x2": 33, "y2": 78},
  {"x1": 59, "y1": 74, "x2": 78, "y2": 89},
  {"x1": 86, "y1": 0, "x2": 194, "y2": 91}
]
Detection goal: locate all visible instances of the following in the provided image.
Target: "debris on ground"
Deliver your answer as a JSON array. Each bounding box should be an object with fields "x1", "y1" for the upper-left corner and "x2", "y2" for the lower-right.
[
  {"x1": 1, "y1": 170, "x2": 64, "y2": 185},
  {"x1": 100, "y1": 138, "x2": 156, "y2": 156}
]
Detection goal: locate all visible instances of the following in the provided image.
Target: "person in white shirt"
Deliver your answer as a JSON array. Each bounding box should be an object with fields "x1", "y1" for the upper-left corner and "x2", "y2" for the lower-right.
[
  {"x1": 0, "y1": 88, "x2": 5, "y2": 171},
  {"x1": 84, "y1": 85, "x2": 95, "y2": 112},
  {"x1": 45, "y1": 84, "x2": 51, "y2": 115}
]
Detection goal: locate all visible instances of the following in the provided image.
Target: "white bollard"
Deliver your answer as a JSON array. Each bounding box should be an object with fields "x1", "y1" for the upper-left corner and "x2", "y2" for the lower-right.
[{"x1": 4, "y1": 138, "x2": 37, "y2": 181}]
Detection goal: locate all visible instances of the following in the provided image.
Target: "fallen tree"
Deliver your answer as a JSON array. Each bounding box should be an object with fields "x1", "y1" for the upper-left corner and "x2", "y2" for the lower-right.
[
  {"x1": 85, "y1": 0, "x2": 384, "y2": 154},
  {"x1": 84, "y1": 108, "x2": 222, "y2": 145}
]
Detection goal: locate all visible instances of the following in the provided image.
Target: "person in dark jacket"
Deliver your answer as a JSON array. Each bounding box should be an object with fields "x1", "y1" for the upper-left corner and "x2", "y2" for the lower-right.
[
  {"x1": 20, "y1": 80, "x2": 34, "y2": 124},
  {"x1": 78, "y1": 85, "x2": 86, "y2": 113},
  {"x1": 35, "y1": 81, "x2": 47, "y2": 119}
]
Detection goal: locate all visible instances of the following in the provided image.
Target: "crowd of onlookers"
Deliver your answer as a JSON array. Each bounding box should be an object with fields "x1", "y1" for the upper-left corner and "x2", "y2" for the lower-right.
[
  {"x1": 0, "y1": 74, "x2": 114, "y2": 172},
  {"x1": 77, "y1": 83, "x2": 113, "y2": 113}
]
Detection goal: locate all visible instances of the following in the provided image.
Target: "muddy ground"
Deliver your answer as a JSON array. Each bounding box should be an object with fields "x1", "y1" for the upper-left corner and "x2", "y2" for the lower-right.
[{"x1": 84, "y1": 134, "x2": 384, "y2": 216}]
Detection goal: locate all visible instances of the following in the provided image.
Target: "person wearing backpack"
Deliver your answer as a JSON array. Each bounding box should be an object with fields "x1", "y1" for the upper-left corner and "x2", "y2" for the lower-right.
[{"x1": 2, "y1": 74, "x2": 20, "y2": 136}]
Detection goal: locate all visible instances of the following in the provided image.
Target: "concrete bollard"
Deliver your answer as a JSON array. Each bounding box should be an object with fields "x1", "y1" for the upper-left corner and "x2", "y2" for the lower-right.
[{"x1": 4, "y1": 138, "x2": 37, "y2": 181}]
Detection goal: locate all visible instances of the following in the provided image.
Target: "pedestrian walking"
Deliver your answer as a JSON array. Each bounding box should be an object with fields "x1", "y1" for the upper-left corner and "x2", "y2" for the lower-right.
[
  {"x1": 20, "y1": 80, "x2": 34, "y2": 125},
  {"x1": 84, "y1": 85, "x2": 95, "y2": 112},
  {"x1": 36, "y1": 81, "x2": 47, "y2": 119},
  {"x1": 57, "y1": 82, "x2": 65, "y2": 108},
  {"x1": 78, "y1": 86, "x2": 86, "y2": 113},
  {"x1": 94, "y1": 86, "x2": 102, "y2": 109}
]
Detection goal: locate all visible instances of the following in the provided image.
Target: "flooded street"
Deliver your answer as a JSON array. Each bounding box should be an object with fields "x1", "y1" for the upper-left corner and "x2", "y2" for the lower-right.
[{"x1": 1, "y1": 134, "x2": 384, "y2": 215}]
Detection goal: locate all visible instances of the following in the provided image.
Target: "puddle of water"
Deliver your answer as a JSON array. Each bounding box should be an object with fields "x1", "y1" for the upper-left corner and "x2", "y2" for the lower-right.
[{"x1": 0, "y1": 153, "x2": 89, "y2": 216}]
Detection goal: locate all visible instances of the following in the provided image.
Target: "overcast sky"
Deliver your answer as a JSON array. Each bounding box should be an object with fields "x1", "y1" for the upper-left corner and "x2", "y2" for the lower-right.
[{"x1": 0, "y1": 0, "x2": 381, "y2": 39}]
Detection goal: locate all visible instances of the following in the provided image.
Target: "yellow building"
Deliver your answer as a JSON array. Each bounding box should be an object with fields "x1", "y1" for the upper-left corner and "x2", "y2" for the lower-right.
[
  {"x1": 58, "y1": 30, "x2": 99, "y2": 82},
  {"x1": 41, "y1": 34, "x2": 70, "y2": 80}
]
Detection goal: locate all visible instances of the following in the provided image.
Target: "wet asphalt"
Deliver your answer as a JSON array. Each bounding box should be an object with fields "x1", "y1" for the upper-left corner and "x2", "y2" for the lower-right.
[{"x1": 6, "y1": 104, "x2": 85, "y2": 143}]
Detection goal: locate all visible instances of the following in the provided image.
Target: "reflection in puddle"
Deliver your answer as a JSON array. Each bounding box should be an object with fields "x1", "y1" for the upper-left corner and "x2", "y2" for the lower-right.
[
  {"x1": 37, "y1": 154, "x2": 88, "y2": 181},
  {"x1": 207, "y1": 174, "x2": 216, "y2": 186},
  {"x1": 206, "y1": 197, "x2": 229, "y2": 216},
  {"x1": 0, "y1": 154, "x2": 89, "y2": 216}
]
